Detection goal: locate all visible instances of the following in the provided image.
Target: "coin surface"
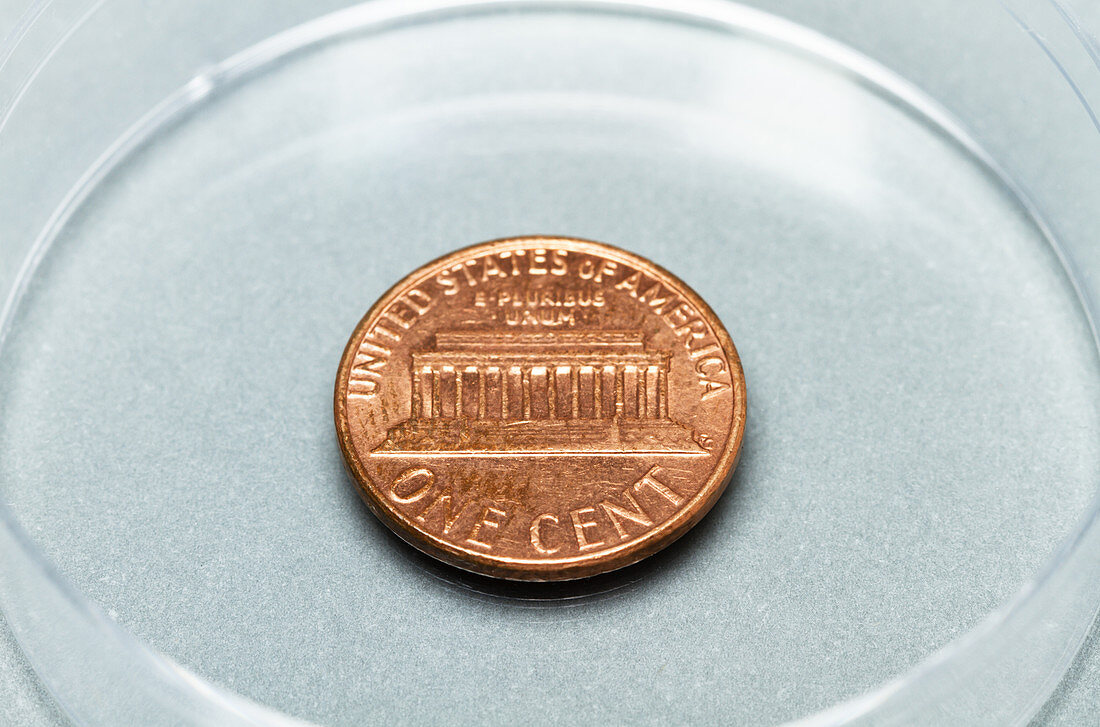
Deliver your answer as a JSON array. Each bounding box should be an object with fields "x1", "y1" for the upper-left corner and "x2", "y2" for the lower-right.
[{"x1": 334, "y1": 237, "x2": 746, "y2": 580}]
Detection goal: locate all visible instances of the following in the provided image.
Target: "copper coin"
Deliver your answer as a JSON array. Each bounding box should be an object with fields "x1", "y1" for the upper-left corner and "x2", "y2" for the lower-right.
[{"x1": 334, "y1": 236, "x2": 746, "y2": 580}]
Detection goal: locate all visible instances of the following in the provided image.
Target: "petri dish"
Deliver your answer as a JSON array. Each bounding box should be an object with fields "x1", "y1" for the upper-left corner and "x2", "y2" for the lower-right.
[{"x1": 1, "y1": 1, "x2": 1099, "y2": 725}]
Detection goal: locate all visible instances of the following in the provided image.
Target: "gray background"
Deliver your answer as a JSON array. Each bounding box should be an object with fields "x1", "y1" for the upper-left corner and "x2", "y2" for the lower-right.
[{"x1": 1, "y1": 1, "x2": 1098, "y2": 725}]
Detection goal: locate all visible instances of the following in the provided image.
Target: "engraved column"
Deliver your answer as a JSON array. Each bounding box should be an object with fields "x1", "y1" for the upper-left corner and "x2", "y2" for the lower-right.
[
  {"x1": 601, "y1": 365, "x2": 617, "y2": 419},
  {"x1": 439, "y1": 366, "x2": 457, "y2": 418},
  {"x1": 417, "y1": 365, "x2": 434, "y2": 419},
  {"x1": 484, "y1": 366, "x2": 502, "y2": 419},
  {"x1": 577, "y1": 366, "x2": 595, "y2": 418},
  {"x1": 658, "y1": 365, "x2": 668, "y2": 419},
  {"x1": 506, "y1": 366, "x2": 524, "y2": 421},
  {"x1": 461, "y1": 366, "x2": 479, "y2": 419},
  {"x1": 554, "y1": 366, "x2": 573, "y2": 420},
  {"x1": 622, "y1": 365, "x2": 639, "y2": 418},
  {"x1": 644, "y1": 365, "x2": 660, "y2": 419},
  {"x1": 530, "y1": 366, "x2": 550, "y2": 419}
]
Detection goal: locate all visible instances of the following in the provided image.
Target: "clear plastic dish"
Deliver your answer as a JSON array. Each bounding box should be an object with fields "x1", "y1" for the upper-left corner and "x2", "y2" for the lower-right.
[{"x1": 1, "y1": 1, "x2": 1099, "y2": 725}]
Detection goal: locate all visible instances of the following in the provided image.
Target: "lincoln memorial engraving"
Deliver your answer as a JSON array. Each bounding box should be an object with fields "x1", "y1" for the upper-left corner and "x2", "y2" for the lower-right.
[{"x1": 373, "y1": 331, "x2": 703, "y2": 454}]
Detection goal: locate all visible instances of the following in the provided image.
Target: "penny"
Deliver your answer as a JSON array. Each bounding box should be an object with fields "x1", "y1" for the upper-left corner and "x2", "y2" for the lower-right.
[{"x1": 334, "y1": 236, "x2": 746, "y2": 580}]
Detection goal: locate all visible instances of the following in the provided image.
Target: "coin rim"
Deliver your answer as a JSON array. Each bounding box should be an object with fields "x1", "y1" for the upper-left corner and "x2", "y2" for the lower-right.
[{"x1": 334, "y1": 235, "x2": 746, "y2": 581}]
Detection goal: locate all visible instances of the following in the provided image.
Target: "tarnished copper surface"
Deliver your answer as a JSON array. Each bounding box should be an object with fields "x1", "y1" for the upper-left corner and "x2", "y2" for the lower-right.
[{"x1": 334, "y1": 237, "x2": 746, "y2": 580}]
